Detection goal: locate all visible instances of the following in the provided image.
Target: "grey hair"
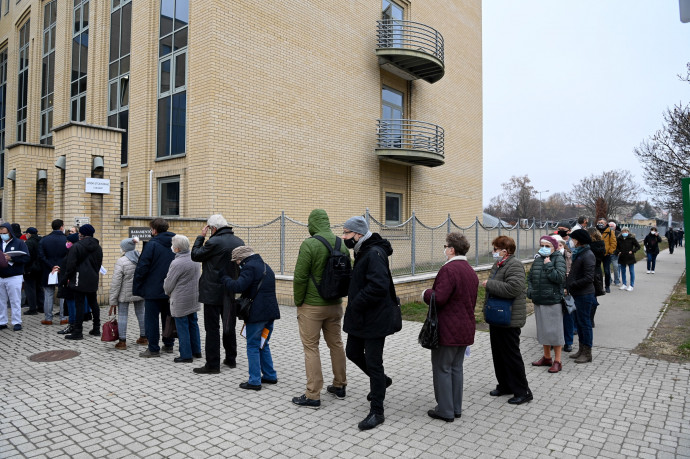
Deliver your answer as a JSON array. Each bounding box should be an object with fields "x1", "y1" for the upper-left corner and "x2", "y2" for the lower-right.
[
  {"x1": 171, "y1": 234, "x2": 190, "y2": 252},
  {"x1": 207, "y1": 214, "x2": 228, "y2": 229}
]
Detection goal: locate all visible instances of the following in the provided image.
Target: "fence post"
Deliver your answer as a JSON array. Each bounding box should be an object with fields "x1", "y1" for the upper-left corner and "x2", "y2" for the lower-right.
[
  {"x1": 447, "y1": 213, "x2": 451, "y2": 235},
  {"x1": 365, "y1": 208, "x2": 370, "y2": 226},
  {"x1": 533, "y1": 218, "x2": 536, "y2": 257},
  {"x1": 280, "y1": 211, "x2": 285, "y2": 275},
  {"x1": 475, "y1": 217, "x2": 479, "y2": 266},
  {"x1": 516, "y1": 221, "x2": 521, "y2": 259},
  {"x1": 411, "y1": 211, "x2": 416, "y2": 276}
]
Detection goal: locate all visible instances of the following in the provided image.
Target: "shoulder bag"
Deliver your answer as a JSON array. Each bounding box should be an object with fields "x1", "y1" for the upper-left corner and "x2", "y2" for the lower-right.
[
  {"x1": 483, "y1": 268, "x2": 514, "y2": 326},
  {"x1": 236, "y1": 264, "x2": 266, "y2": 322},
  {"x1": 418, "y1": 291, "x2": 439, "y2": 349}
]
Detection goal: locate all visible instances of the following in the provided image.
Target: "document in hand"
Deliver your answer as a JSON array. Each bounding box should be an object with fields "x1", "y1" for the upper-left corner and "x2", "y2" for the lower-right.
[{"x1": 240, "y1": 324, "x2": 271, "y2": 350}]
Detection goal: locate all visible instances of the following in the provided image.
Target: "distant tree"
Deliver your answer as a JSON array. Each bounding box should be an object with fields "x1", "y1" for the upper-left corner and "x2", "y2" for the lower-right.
[
  {"x1": 542, "y1": 192, "x2": 578, "y2": 223},
  {"x1": 484, "y1": 175, "x2": 538, "y2": 221},
  {"x1": 595, "y1": 197, "x2": 608, "y2": 220},
  {"x1": 632, "y1": 200, "x2": 656, "y2": 218},
  {"x1": 570, "y1": 170, "x2": 642, "y2": 219}
]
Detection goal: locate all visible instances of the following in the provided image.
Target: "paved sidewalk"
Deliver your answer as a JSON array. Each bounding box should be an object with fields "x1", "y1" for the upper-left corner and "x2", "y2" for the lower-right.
[{"x1": 1, "y1": 261, "x2": 689, "y2": 458}]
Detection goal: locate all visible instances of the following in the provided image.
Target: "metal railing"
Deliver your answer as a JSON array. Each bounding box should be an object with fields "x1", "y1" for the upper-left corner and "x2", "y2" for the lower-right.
[
  {"x1": 376, "y1": 19, "x2": 444, "y2": 62},
  {"x1": 376, "y1": 119, "x2": 444, "y2": 156}
]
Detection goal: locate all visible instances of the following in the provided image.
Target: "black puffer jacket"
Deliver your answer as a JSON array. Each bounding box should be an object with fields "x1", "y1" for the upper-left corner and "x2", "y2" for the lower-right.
[
  {"x1": 590, "y1": 240, "x2": 606, "y2": 296},
  {"x1": 343, "y1": 233, "x2": 401, "y2": 339},
  {"x1": 566, "y1": 246, "x2": 595, "y2": 296},
  {"x1": 616, "y1": 234, "x2": 640, "y2": 265},
  {"x1": 221, "y1": 254, "x2": 280, "y2": 323},
  {"x1": 133, "y1": 231, "x2": 176, "y2": 299},
  {"x1": 192, "y1": 227, "x2": 245, "y2": 305},
  {"x1": 64, "y1": 237, "x2": 103, "y2": 293}
]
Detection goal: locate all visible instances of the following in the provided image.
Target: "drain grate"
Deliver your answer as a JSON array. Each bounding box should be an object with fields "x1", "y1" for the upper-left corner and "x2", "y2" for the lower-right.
[{"x1": 29, "y1": 350, "x2": 80, "y2": 362}]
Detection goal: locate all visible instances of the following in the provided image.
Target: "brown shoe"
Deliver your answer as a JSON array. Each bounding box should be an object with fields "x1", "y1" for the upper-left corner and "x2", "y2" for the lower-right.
[
  {"x1": 531, "y1": 356, "x2": 553, "y2": 367},
  {"x1": 41, "y1": 320, "x2": 53, "y2": 325},
  {"x1": 60, "y1": 319, "x2": 69, "y2": 325},
  {"x1": 136, "y1": 337, "x2": 148, "y2": 345},
  {"x1": 548, "y1": 361, "x2": 562, "y2": 373},
  {"x1": 115, "y1": 340, "x2": 127, "y2": 350}
]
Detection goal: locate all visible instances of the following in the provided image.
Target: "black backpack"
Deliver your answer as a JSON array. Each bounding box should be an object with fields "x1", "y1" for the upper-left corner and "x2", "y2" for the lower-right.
[{"x1": 310, "y1": 235, "x2": 352, "y2": 300}]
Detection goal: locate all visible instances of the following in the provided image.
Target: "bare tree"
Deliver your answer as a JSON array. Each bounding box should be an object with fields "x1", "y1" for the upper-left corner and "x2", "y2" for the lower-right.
[
  {"x1": 484, "y1": 175, "x2": 538, "y2": 222},
  {"x1": 542, "y1": 192, "x2": 578, "y2": 222},
  {"x1": 570, "y1": 170, "x2": 642, "y2": 219}
]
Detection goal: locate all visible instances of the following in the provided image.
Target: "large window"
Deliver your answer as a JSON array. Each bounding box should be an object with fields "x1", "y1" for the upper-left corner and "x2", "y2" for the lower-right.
[
  {"x1": 157, "y1": 0, "x2": 188, "y2": 158},
  {"x1": 381, "y1": 86, "x2": 404, "y2": 148},
  {"x1": 158, "y1": 176, "x2": 179, "y2": 216},
  {"x1": 0, "y1": 49, "x2": 6, "y2": 188},
  {"x1": 40, "y1": 1, "x2": 57, "y2": 145},
  {"x1": 381, "y1": 0, "x2": 404, "y2": 47},
  {"x1": 108, "y1": 0, "x2": 131, "y2": 164},
  {"x1": 16, "y1": 20, "x2": 29, "y2": 142},
  {"x1": 71, "y1": 0, "x2": 89, "y2": 122}
]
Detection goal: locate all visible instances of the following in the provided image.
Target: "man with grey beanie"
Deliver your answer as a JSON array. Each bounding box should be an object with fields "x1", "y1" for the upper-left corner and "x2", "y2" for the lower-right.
[{"x1": 341, "y1": 216, "x2": 402, "y2": 430}]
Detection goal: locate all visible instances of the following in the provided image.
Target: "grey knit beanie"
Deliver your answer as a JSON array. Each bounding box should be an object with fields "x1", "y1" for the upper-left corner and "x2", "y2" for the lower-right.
[
  {"x1": 120, "y1": 238, "x2": 136, "y2": 252},
  {"x1": 343, "y1": 216, "x2": 369, "y2": 235}
]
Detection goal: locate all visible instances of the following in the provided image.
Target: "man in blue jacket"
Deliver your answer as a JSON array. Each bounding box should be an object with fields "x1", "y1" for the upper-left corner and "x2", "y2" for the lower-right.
[
  {"x1": 0, "y1": 222, "x2": 31, "y2": 331},
  {"x1": 133, "y1": 218, "x2": 176, "y2": 357}
]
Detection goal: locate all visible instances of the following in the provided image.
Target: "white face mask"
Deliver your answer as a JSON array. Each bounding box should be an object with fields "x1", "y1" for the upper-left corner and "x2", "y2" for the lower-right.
[
  {"x1": 443, "y1": 248, "x2": 448, "y2": 260},
  {"x1": 492, "y1": 251, "x2": 502, "y2": 259},
  {"x1": 171, "y1": 247, "x2": 176, "y2": 253},
  {"x1": 559, "y1": 248, "x2": 565, "y2": 254}
]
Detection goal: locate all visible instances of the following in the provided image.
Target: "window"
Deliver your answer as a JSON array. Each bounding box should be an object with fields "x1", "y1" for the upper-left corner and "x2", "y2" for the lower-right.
[
  {"x1": 0, "y1": 49, "x2": 6, "y2": 188},
  {"x1": 71, "y1": 0, "x2": 89, "y2": 122},
  {"x1": 16, "y1": 20, "x2": 29, "y2": 142},
  {"x1": 158, "y1": 176, "x2": 180, "y2": 216},
  {"x1": 157, "y1": 0, "x2": 188, "y2": 158},
  {"x1": 108, "y1": 0, "x2": 131, "y2": 164},
  {"x1": 40, "y1": 1, "x2": 57, "y2": 145},
  {"x1": 381, "y1": 86, "x2": 403, "y2": 148},
  {"x1": 3, "y1": 0, "x2": 7, "y2": 15},
  {"x1": 381, "y1": 0, "x2": 404, "y2": 47},
  {"x1": 385, "y1": 192, "x2": 402, "y2": 224}
]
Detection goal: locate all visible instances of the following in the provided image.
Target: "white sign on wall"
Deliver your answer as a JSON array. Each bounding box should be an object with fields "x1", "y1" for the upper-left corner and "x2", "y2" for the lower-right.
[{"x1": 85, "y1": 178, "x2": 111, "y2": 194}]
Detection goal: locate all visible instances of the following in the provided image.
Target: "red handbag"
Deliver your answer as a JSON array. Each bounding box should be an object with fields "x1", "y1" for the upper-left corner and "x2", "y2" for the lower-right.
[{"x1": 101, "y1": 317, "x2": 119, "y2": 342}]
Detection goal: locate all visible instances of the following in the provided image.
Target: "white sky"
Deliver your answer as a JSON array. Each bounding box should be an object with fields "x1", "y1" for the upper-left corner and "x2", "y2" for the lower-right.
[{"x1": 482, "y1": 1, "x2": 690, "y2": 207}]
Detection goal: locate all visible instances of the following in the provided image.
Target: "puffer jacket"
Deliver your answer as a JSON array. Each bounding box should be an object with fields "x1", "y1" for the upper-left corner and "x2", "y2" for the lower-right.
[
  {"x1": 64, "y1": 237, "x2": 103, "y2": 293},
  {"x1": 343, "y1": 233, "x2": 402, "y2": 338},
  {"x1": 192, "y1": 226, "x2": 245, "y2": 305},
  {"x1": 566, "y1": 246, "x2": 595, "y2": 296},
  {"x1": 133, "y1": 231, "x2": 175, "y2": 299},
  {"x1": 164, "y1": 251, "x2": 201, "y2": 317},
  {"x1": 484, "y1": 255, "x2": 527, "y2": 328},
  {"x1": 293, "y1": 209, "x2": 350, "y2": 306},
  {"x1": 600, "y1": 226, "x2": 617, "y2": 255},
  {"x1": 644, "y1": 233, "x2": 662, "y2": 255},
  {"x1": 616, "y1": 234, "x2": 640, "y2": 265},
  {"x1": 221, "y1": 254, "x2": 280, "y2": 323},
  {"x1": 527, "y1": 250, "x2": 566, "y2": 305},
  {"x1": 109, "y1": 256, "x2": 143, "y2": 305}
]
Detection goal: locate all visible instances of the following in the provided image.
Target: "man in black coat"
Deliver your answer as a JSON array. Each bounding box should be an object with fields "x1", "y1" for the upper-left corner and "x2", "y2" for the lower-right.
[
  {"x1": 0, "y1": 222, "x2": 30, "y2": 331},
  {"x1": 38, "y1": 219, "x2": 68, "y2": 324},
  {"x1": 63, "y1": 224, "x2": 103, "y2": 340},
  {"x1": 23, "y1": 227, "x2": 44, "y2": 315},
  {"x1": 191, "y1": 214, "x2": 244, "y2": 374},
  {"x1": 133, "y1": 218, "x2": 176, "y2": 357},
  {"x1": 665, "y1": 228, "x2": 675, "y2": 254},
  {"x1": 341, "y1": 216, "x2": 401, "y2": 431}
]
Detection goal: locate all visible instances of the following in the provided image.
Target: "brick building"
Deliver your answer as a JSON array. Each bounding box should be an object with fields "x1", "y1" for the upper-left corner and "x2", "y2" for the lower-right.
[{"x1": 0, "y1": 0, "x2": 482, "y2": 299}]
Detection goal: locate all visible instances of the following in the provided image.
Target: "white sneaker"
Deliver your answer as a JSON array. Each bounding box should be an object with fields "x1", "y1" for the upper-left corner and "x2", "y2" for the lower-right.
[
  {"x1": 627, "y1": 286, "x2": 634, "y2": 292},
  {"x1": 646, "y1": 270, "x2": 651, "y2": 274},
  {"x1": 619, "y1": 285, "x2": 628, "y2": 290},
  {"x1": 651, "y1": 271, "x2": 655, "y2": 274}
]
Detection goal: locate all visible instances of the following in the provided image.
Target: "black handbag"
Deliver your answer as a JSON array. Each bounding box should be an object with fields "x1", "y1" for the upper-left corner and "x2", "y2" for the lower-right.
[
  {"x1": 483, "y1": 268, "x2": 514, "y2": 326},
  {"x1": 236, "y1": 264, "x2": 266, "y2": 321},
  {"x1": 418, "y1": 292, "x2": 439, "y2": 349},
  {"x1": 162, "y1": 315, "x2": 177, "y2": 339}
]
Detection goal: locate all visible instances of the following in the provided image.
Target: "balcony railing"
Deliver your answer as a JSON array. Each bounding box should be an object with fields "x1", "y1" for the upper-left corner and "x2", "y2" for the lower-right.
[
  {"x1": 376, "y1": 119, "x2": 444, "y2": 167},
  {"x1": 376, "y1": 20, "x2": 445, "y2": 83}
]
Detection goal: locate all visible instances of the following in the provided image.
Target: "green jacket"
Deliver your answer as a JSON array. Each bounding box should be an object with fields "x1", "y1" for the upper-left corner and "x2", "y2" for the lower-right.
[
  {"x1": 527, "y1": 250, "x2": 566, "y2": 305},
  {"x1": 293, "y1": 209, "x2": 350, "y2": 306},
  {"x1": 484, "y1": 255, "x2": 527, "y2": 328}
]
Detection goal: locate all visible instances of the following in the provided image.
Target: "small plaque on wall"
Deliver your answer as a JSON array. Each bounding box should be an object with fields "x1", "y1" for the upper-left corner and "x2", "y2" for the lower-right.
[{"x1": 85, "y1": 178, "x2": 111, "y2": 194}]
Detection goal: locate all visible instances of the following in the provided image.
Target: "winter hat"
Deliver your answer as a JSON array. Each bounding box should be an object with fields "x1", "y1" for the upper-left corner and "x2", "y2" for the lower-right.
[
  {"x1": 343, "y1": 216, "x2": 369, "y2": 235},
  {"x1": 26, "y1": 227, "x2": 38, "y2": 235},
  {"x1": 540, "y1": 235, "x2": 558, "y2": 248},
  {"x1": 569, "y1": 229, "x2": 591, "y2": 245},
  {"x1": 10, "y1": 223, "x2": 21, "y2": 238},
  {"x1": 551, "y1": 234, "x2": 565, "y2": 245},
  {"x1": 231, "y1": 246, "x2": 255, "y2": 262},
  {"x1": 79, "y1": 224, "x2": 95, "y2": 237},
  {"x1": 66, "y1": 233, "x2": 80, "y2": 244},
  {"x1": 120, "y1": 237, "x2": 137, "y2": 252}
]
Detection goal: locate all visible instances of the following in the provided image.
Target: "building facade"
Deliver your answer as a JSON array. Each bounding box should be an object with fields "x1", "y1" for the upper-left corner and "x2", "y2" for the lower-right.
[{"x1": 0, "y1": 0, "x2": 482, "y2": 298}]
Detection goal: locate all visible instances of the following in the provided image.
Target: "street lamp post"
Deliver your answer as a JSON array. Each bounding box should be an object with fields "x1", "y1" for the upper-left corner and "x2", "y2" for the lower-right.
[{"x1": 537, "y1": 189, "x2": 549, "y2": 226}]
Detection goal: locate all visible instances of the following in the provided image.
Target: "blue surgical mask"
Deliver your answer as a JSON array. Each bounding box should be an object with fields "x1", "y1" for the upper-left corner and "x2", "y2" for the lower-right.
[
  {"x1": 492, "y1": 251, "x2": 502, "y2": 259},
  {"x1": 0, "y1": 234, "x2": 9, "y2": 242},
  {"x1": 622, "y1": 233, "x2": 629, "y2": 237},
  {"x1": 538, "y1": 247, "x2": 551, "y2": 257}
]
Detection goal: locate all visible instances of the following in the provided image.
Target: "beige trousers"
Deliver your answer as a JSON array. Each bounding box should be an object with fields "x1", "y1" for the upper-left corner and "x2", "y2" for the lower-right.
[{"x1": 297, "y1": 303, "x2": 347, "y2": 400}]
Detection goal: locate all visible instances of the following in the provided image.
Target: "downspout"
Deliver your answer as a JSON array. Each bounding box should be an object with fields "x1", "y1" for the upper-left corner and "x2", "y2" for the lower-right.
[{"x1": 148, "y1": 170, "x2": 153, "y2": 216}]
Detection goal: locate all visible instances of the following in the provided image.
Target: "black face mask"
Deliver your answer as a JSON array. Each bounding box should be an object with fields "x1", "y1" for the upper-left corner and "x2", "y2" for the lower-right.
[
  {"x1": 558, "y1": 230, "x2": 568, "y2": 238},
  {"x1": 344, "y1": 238, "x2": 357, "y2": 249},
  {"x1": 597, "y1": 224, "x2": 606, "y2": 231}
]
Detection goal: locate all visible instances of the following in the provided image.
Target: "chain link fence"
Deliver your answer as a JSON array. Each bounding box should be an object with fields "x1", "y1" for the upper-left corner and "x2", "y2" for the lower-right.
[{"x1": 225, "y1": 211, "x2": 671, "y2": 276}]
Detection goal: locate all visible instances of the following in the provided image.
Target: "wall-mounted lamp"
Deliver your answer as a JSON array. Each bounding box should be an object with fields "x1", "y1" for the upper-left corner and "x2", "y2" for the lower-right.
[
  {"x1": 55, "y1": 155, "x2": 66, "y2": 170},
  {"x1": 37, "y1": 170, "x2": 47, "y2": 182},
  {"x1": 92, "y1": 156, "x2": 104, "y2": 171},
  {"x1": 7, "y1": 169, "x2": 16, "y2": 181}
]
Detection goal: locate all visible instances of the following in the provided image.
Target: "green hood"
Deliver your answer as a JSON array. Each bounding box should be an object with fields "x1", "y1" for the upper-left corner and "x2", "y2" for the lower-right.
[{"x1": 308, "y1": 209, "x2": 331, "y2": 236}]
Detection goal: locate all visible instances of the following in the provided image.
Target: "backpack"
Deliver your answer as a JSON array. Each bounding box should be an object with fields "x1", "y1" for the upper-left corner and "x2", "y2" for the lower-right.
[{"x1": 309, "y1": 235, "x2": 352, "y2": 300}]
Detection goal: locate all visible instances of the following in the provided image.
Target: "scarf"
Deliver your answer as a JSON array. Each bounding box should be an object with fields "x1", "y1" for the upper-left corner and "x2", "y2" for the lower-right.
[
  {"x1": 571, "y1": 244, "x2": 589, "y2": 261},
  {"x1": 354, "y1": 231, "x2": 372, "y2": 254},
  {"x1": 497, "y1": 254, "x2": 510, "y2": 268}
]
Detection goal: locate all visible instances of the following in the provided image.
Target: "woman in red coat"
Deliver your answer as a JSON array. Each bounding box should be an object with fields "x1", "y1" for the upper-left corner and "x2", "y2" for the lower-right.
[{"x1": 422, "y1": 232, "x2": 479, "y2": 422}]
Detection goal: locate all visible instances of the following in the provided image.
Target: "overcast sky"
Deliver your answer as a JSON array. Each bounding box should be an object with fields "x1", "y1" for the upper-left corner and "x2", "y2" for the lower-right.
[{"x1": 482, "y1": 1, "x2": 689, "y2": 208}]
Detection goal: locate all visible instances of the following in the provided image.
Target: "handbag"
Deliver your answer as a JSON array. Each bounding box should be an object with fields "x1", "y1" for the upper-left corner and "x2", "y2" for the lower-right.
[
  {"x1": 483, "y1": 268, "x2": 514, "y2": 326},
  {"x1": 162, "y1": 315, "x2": 177, "y2": 339},
  {"x1": 236, "y1": 264, "x2": 266, "y2": 321},
  {"x1": 101, "y1": 317, "x2": 119, "y2": 342},
  {"x1": 418, "y1": 292, "x2": 439, "y2": 349},
  {"x1": 561, "y1": 294, "x2": 576, "y2": 314}
]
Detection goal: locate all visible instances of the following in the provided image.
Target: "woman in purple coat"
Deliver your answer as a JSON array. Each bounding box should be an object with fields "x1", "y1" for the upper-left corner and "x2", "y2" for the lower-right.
[{"x1": 422, "y1": 233, "x2": 479, "y2": 422}]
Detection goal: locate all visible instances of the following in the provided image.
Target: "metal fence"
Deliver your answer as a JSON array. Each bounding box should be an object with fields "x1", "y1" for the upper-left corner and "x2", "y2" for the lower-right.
[{"x1": 225, "y1": 211, "x2": 670, "y2": 277}]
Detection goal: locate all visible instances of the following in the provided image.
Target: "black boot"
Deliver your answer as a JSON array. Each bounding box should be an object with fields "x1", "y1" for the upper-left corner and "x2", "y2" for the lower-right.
[
  {"x1": 57, "y1": 324, "x2": 74, "y2": 335},
  {"x1": 65, "y1": 326, "x2": 83, "y2": 340}
]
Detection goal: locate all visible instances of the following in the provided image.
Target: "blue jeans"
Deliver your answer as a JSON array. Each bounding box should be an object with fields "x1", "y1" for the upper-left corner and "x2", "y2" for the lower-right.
[
  {"x1": 620, "y1": 263, "x2": 635, "y2": 287},
  {"x1": 573, "y1": 293, "x2": 595, "y2": 348},
  {"x1": 174, "y1": 313, "x2": 201, "y2": 359},
  {"x1": 245, "y1": 320, "x2": 277, "y2": 385},
  {"x1": 563, "y1": 309, "x2": 575, "y2": 346},
  {"x1": 145, "y1": 298, "x2": 175, "y2": 353},
  {"x1": 610, "y1": 254, "x2": 620, "y2": 284},
  {"x1": 646, "y1": 253, "x2": 658, "y2": 271},
  {"x1": 66, "y1": 298, "x2": 90, "y2": 325}
]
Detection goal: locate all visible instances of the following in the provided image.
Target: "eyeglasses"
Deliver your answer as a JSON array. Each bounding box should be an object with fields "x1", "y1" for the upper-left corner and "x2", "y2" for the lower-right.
[
  {"x1": 342, "y1": 230, "x2": 353, "y2": 235},
  {"x1": 443, "y1": 245, "x2": 449, "y2": 248}
]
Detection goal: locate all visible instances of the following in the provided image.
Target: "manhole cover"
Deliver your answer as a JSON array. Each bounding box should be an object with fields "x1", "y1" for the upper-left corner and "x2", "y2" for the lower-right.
[{"x1": 29, "y1": 350, "x2": 80, "y2": 362}]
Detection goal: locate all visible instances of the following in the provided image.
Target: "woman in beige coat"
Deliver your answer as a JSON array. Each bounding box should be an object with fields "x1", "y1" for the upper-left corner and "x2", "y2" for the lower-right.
[
  {"x1": 164, "y1": 235, "x2": 202, "y2": 363},
  {"x1": 109, "y1": 238, "x2": 146, "y2": 350}
]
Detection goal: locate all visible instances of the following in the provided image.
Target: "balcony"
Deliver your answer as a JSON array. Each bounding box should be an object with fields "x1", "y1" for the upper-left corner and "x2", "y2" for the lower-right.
[
  {"x1": 376, "y1": 119, "x2": 444, "y2": 167},
  {"x1": 376, "y1": 20, "x2": 445, "y2": 84}
]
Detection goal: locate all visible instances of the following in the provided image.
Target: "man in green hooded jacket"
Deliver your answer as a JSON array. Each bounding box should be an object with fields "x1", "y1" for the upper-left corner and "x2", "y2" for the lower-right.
[{"x1": 291, "y1": 209, "x2": 349, "y2": 409}]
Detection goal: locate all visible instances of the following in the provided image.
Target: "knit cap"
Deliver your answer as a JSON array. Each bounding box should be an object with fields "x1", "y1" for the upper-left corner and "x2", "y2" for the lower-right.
[
  {"x1": 343, "y1": 216, "x2": 369, "y2": 235},
  {"x1": 231, "y1": 246, "x2": 255, "y2": 262}
]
